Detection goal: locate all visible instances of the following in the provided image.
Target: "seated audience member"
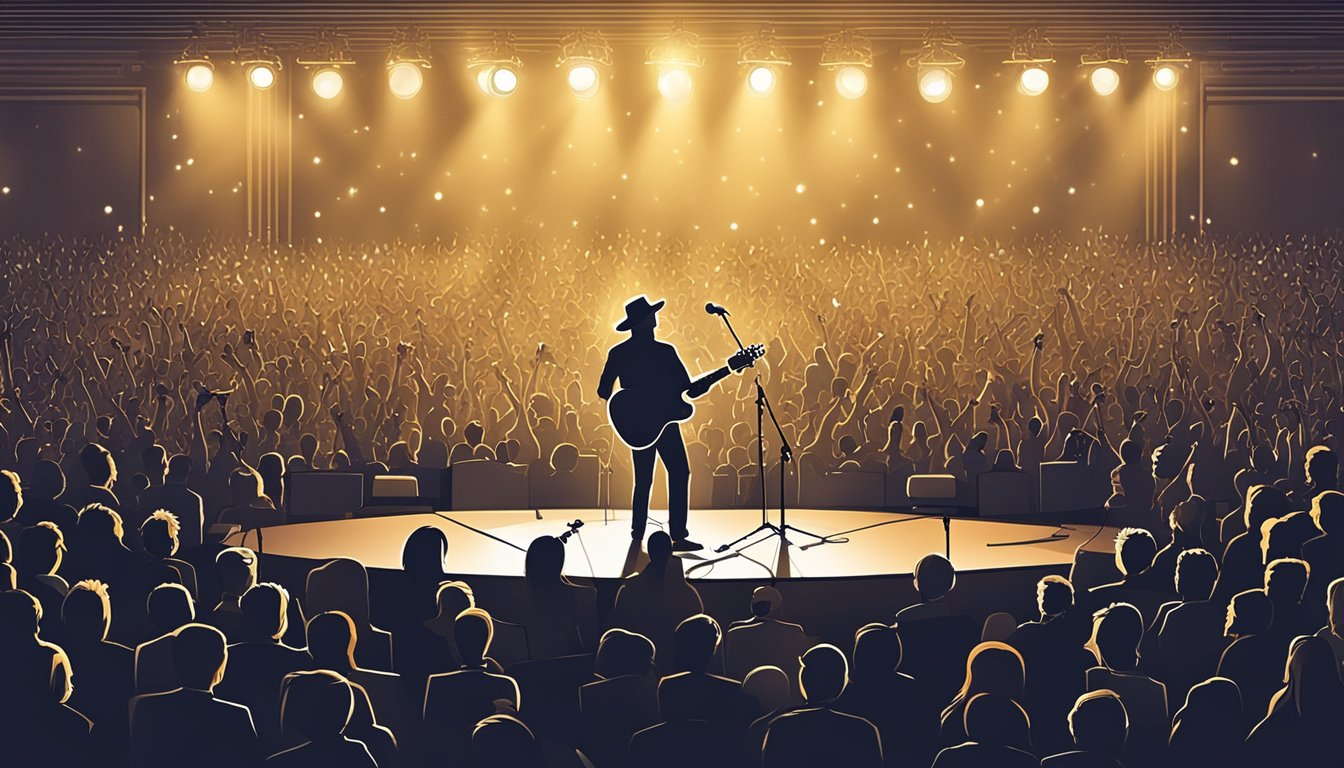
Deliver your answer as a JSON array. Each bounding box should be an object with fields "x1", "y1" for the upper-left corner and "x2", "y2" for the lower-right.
[
  {"x1": 1263, "y1": 556, "x2": 1313, "y2": 640},
  {"x1": 1168, "y1": 677, "x2": 1245, "y2": 767},
  {"x1": 70, "y1": 503, "x2": 162, "y2": 643},
  {"x1": 1215, "y1": 484, "x2": 1292, "y2": 604},
  {"x1": 896, "y1": 553, "x2": 957, "y2": 622},
  {"x1": 1084, "y1": 603, "x2": 1167, "y2": 766},
  {"x1": 580, "y1": 627, "x2": 661, "y2": 768},
  {"x1": 658, "y1": 613, "x2": 755, "y2": 739},
  {"x1": 1244, "y1": 635, "x2": 1344, "y2": 764},
  {"x1": 931, "y1": 693, "x2": 1037, "y2": 768},
  {"x1": 217, "y1": 582, "x2": 312, "y2": 752},
  {"x1": 1148, "y1": 498, "x2": 1207, "y2": 589},
  {"x1": 1087, "y1": 528, "x2": 1170, "y2": 621},
  {"x1": 1008, "y1": 575, "x2": 1093, "y2": 754},
  {"x1": 266, "y1": 670, "x2": 377, "y2": 768},
  {"x1": 521, "y1": 534, "x2": 599, "y2": 658},
  {"x1": 386, "y1": 526, "x2": 451, "y2": 637},
  {"x1": 939, "y1": 640, "x2": 1027, "y2": 747},
  {"x1": 1217, "y1": 588, "x2": 1287, "y2": 730},
  {"x1": 60, "y1": 579, "x2": 135, "y2": 757},
  {"x1": 64, "y1": 442, "x2": 120, "y2": 513},
  {"x1": 1303, "y1": 490, "x2": 1344, "y2": 624},
  {"x1": 1151, "y1": 548, "x2": 1225, "y2": 703},
  {"x1": 141, "y1": 509, "x2": 198, "y2": 596},
  {"x1": 761, "y1": 644, "x2": 883, "y2": 768},
  {"x1": 16, "y1": 520, "x2": 70, "y2": 635},
  {"x1": 17, "y1": 460, "x2": 78, "y2": 531},
  {"x1": 206, "y1": 546, "x2": 258, "y2": 641},
  {"x1": 306, "y1": 610, "x2": 408, "y2": 745},
  {"x1": 136, "y1": 455, "x2": 206, "y2": 551},
  {"x1": 743, "y1": 666, "x2": 793, "y2": 756},
  {"x1": 610, "y1": 531, "x2": 704, "y2": 672},
  {"x1": 725, "y1": 585, "x2": 811, "y2": 696},
  {"x1": 128, "y1": 622, "x2": 263, "y2": 768},
  {"x1": 422, "y1": 607, "x2": 520, "y2": 765},
  {"x1": 0, "y1": 589, "x2": 94, "y2": 765},
  {"x1": 307, "y1": 558, "x2": 392, "y2": 671},
  {"x1": 135, "y1": 582, "x2": 197, "y2": 694},
  {"x1": 470, "y1": 713, "x2": 546, "y2": 768},
  {"x1": 836, "y1": 622, "x2": 936, "y2": 768},
  {"x1": 1042, "y1": 690, "x2": 1128, "y2": 768},
  {"x1": 217, "y1": 467, "x2": 284, "y2": 531},
  {"x1": 1317, "y1": 577, "x2": 1344, "y2": 670}
]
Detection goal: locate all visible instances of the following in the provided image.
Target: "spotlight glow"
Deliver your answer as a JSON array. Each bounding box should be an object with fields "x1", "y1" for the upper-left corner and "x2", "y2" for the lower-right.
[
  {"x1": 658, "y1": 67, "x2": 693, "y2": 103},
  {"x1": 312, "y1": 68, "x2": 344, "y2": 100},
  {"x1": 1019, "y1": 66, "x2": 1050, "y2": 96},
  {"x1": 1153, "y1": 64, "x2": 1179, "y2": 91},
  {"x1": 835, "y1": 66, "x2": 868, "y2": 100},
  {"x1": 248, "y1": 64, "x2": 276, "y2": 91},
  {"x1": 567, "y1": 64, "x2": 600, "y2": 98},
  {"x1": 490, "y1": 66, "x2": 519, "y2": 97},
  {"x1": 388, "y1": 61, "x2": 424, "y2": 99},
  {"x1": 747, "y1": 65, "x2": 777, "y2": 97},
  {"x1": 185, "y1": 64, "x2": 214, "y2": 93},
  {"x1": 1090, "y1": 66, "x2": 1120, "y2": 96},
  {"x1": 918, "y1": 67, "x2": 953, "y2": 103}
]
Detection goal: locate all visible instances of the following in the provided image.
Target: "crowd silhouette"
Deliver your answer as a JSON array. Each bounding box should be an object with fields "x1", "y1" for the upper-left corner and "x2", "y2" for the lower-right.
[{"x1": 2, "y1": 228, "x2": 1344, "y2": 765}]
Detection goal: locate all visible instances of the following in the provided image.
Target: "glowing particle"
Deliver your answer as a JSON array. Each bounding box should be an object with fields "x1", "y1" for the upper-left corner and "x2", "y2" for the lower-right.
[
  {"x1": 313, "y1": 211, "x2": 321, "y2": 218},
  {"x1": 433, "y1": 191, "x2": 443, "y2": 201},
  {"x1": 729, "y1": 222, "x2": 739, "y2": 231},
  {"x1": 103, "y1": 205, "x2": 113, "y2": 214},
  {"x1": 795, "y1": 183, "x2": 806, "y2": 194},
  {"x1": 975, "y1": 198, "x2": 985, "y2": 208},
  {"x1": 1229, "y1": 157, "x2": 1239, "y2": 166},
  {"x1": 313, "y1": 156, "x2": 322, "y2": 165},
  {"x1": 1032, "y1": 205, "x2": 1041, "y2": 214}
]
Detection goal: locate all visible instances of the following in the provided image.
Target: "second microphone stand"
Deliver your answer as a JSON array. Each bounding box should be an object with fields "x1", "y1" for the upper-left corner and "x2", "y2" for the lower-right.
[{"x1": 712, "y1": 311, "x2": 831, "y2": 555}]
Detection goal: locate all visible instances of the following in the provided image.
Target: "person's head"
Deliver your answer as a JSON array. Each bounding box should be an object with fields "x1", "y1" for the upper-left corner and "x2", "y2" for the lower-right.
[
  {"x1": 464, "y1": 421, "x2": 485, "y2": 447},
  {"x1": 1169, "y1": 498, "x2": 1205, "y2": 538},
  {"x1": 141, "y1": 444, "x2": 167, "y2": 484},
  {"x1": 1175, "y1": 676, "x2": 1242, "y2": 732},
  {"x1": 1330, "y1": 578, "x2": 1344, "y2": 638},
  {"x1": 453, "y1": 607, "x2": 495, "y2": 665},
  {"x1": 146, "y1": 582, "x2": 195, "y2": 632},
  {"x1": 964, "y1": 693, "x2": 1032, "y2": 750},
  {"x1": 165, "y1": 454, "x2": 192, "y2": 484},
  {"x1": 171, "y1": 623, "x2": 229, "y2": 691},
  {"x1": 1089, "y1": 602, "x2": 1144, "y2": 671},
  {"x1": 953, "y1": 641, "x2": 1026, "y2": 711},
  {"x1": 228, "y1": 467, "x2": 264, "y2": 505},
  {"x1": 307, "y1": 558, "x2": 371, "y2": 621},
  {"x1": 913, "y1": 553, "x2": 955, "y2": 601},
  {"x1": 1264, "y1": 557, "x2": 1309, "y2": 606},
  {"x1": 306, "y1": 610, "x2": 359, "y2": 670},
  {"x1": 742, "y1": 665, "x2": 790, "y2": 713},
  {"x1": 594, "y1": 627, "x2": 656, "y2": 678},
  {"x1": 1028, "y1": 416, "x2": 1043, "y2": 437},
  {"x1": 1113, "y1": 527, "x2": 1157, "y2": 577},
  {"x1": 1310, "y1": 490, "x2": 1344, "y2": 535},
  {"x1": 1036, "y1": 574, "x2": 1075, "y2": 619},
  {"x1": 0, "y1": 469, "x2": 20, "y2": 523},
  {"x1": 672, "y1": 613, "x2": 722, "y2": 673},
  {"x1": 17, "y1": 521, "x2": 64, "y2": 576},
  {"x1": 280, "y1": 669, "x2": 355, "y2": 742},
  {"x1": 78, "y1": 442, "x2": 116, "y2": 487},
  {"x1": 0, "y1": 563, "x2": 15, "y2": 591},
  {"x1": 1225, "y1": 589, "x2": 1273, "y2": 638},
  {"x1": 401, "y1": 526, "x2": 450, "y2": 583},
  {"x1": 1280, "y1": 635, "x2": 1344, "y2": 716},
  {"x1": 798, "y1": 643, "x2": 849, "y2": 704},
  {"x1": 0, "y1": 588, "x2": 42, "y2": 641},
  {"x1": 549, "y1": 443, "x2": 580, "y2": 473},
  {"x1": 524, "y1": 535, "x2": 565, "y2": 588},
  {"x1": 1119, "y1": 439, "x2": 1142, "y2": 465},
  {"x1": 61, "y1": 579, "x2": 112, "y2": 642},
  {"x1": 646, "y1": 530, "x2": 673, "y2": 571},
  {"x1": 471, "y1": 714, "x2": 543, "y2": 768},
  {"x1": 30, "y1": 460, "x2": 65, "y2": 500},
  {"x1": 1245, "y1": 484, "x2": 1291, "y2": 537},
  {"x1": 215, "y1": 546, "x2": 259, "y2": 598},
  {"x1": 1175, "y1": 548, "x2": 1219, "y2": 601},
  {"x1": 992, "y1": 449, "x2": 1017, "y2": 471},
  {"x1": 852, "y1": 622, "x2": 902, "y2": 675},
  {"x1": 241, "y1": 582, "x2": 290, "y2": 641},
  {"x1": 749, "y1": 585, "x2": 782, "y2": 619},
  {"x1": 1305, "y1": 445, "x2": 1337, "y2": 489},
  {"x1": 1068, "y1": 690, "x2": 1128, "y2": 756},
  {"x1": 140, "y1": 510, "x2": 181, "y2": 559},
  {"x1": 77, "y1": 503, "x2": 125, "y2": 546},
  {"x1": 433, "y1": 580, "x2": 475, "y2": 621}
]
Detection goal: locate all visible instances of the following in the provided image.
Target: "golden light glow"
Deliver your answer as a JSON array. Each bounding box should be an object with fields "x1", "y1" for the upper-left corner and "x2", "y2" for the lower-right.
[
  {"x1": 658, "y1": 67, "x2": 693, "y2": 103},
  {"x1": 388, "y1": 61, "x2": 424, "y2": 99},
  {"x1": 747, "y1": 65, "x2": 777, "y2": 97},
  {"x1": 918, "y1": 67, "x2": 952, "y2": 103},
  {"x1": 834, "y1": 66, "x2": 868, "y2": 100},
  {"x1": 1019, "y1": 67, "x2": 1050, "y2": 96},
  {"x1": 1090, "y1": 66, "x2": 1120, "y2": 96},
  {"x1": 567, "y1": 64, "x2": 600, "y2": 99},
  {"x1": 1153, "y1": 64, "x2": 1179, "y2": 91},
  {"x1": 185, "y1": 63, "x2": 214, "y2": 93},
  {"x1": 248, "y1": 64, "x2": 276, "y2": 91},
  {"x1": 490, "y1": 66, "x2": 519, "y2": 97},
  {"x1": 312, "y1": 68, "x2": 344, "y2": 100}
]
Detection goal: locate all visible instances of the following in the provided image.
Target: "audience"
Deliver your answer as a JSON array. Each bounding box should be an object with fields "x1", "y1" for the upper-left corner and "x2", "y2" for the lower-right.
[{"x1": 761, "y1": 643, "x2": 883, "y2": 768}]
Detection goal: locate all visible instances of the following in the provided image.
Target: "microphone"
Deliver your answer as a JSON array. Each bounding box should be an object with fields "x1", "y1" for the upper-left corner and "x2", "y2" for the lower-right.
[{"x1": 705, "y1": 302, "x2": 730, "y2": 317}]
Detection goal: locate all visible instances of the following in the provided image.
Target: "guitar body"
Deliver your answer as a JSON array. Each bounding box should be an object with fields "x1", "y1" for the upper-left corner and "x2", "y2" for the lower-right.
[{"x1": 608, "y1": 388, "x2": 695, "y2": 450}]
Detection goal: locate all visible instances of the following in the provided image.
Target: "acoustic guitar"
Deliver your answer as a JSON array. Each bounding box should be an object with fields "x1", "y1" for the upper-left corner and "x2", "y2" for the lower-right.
[{"x1": 607, "y1": 344, "x2": 765, "y2": 450}]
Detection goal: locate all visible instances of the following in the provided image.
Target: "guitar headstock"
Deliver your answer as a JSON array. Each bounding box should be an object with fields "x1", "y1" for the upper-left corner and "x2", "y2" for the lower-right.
[{"x1": 728, "y1": 343, "x2": 766, "y2": 372}]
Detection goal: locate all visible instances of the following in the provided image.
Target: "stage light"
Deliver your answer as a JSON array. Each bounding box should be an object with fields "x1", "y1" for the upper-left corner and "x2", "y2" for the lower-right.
[
  {"x1": 387, "y1": 27, "x2": 433, "y2": 100},
  {"x1": 311, "y1": 68, "x2": 344, "y2": 99},
  {"x1": 820, "y1": 29, "x2": 874, "y2": 100},
  {"x1": 248, "y1": 64, "x2": 277, "y2": 90},
  {"x1": 185, "y1": 63, "x2": 214, "y2": 93},
  {"x1": 490, "y1": 66, "x2": 519, "y2": 96},
  {"x1": 739, "y1": 24, "x2": 790, "y2": 98},
  {"x1": 658, "y1": 67, "x2": 694, "y2": 103},
  {"x1": 907, "y1": 24, "x2": 965, "y2": 104},
  {"x1": 1147, "y1": 29, "x2": 1192, "y2": 92},
  {"x1": 648, "y1": 23, "x2": 704, "y2": 103},
  {"x1": 1080, "y1": 38, "x2": 1126, "y2": 97},
  {"x1": 1153, "y1": 64, "x2": 1180, "y2": 90},
  {"x1": 558, "y1": 29, "x2": 612, "y2": 100},
  {"x1": 1090, "y1": 66, "x2": 1120, "y2": 96},
  {"x1": 1005, "y1": 28, "x2": 1054, "y2": 97},
  {"x1": 470, "y1": 31, "x2": 524, "y2": 99}
]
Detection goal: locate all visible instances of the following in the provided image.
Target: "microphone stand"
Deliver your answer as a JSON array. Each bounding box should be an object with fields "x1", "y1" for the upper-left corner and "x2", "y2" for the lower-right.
[{"x1": 710, "y1": 311, "x2": 830, "y2": 559}]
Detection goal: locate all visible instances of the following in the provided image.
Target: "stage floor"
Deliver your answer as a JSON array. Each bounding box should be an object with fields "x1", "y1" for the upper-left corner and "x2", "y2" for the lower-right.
[{"x1": 225, "y1": 508, "x2": 1118, "y2": 583}]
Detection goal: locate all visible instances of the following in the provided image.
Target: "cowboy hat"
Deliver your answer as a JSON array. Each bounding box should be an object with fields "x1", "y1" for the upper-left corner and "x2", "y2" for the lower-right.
[{"x1": 615, "y1": 294, "x2": 666, "y2": 332}]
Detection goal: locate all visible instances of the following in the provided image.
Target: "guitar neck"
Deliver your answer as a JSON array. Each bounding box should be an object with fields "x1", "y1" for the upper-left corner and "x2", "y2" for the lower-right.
[{"x1": 687, "y1": 366, "x2": 732, "y2": 395}]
